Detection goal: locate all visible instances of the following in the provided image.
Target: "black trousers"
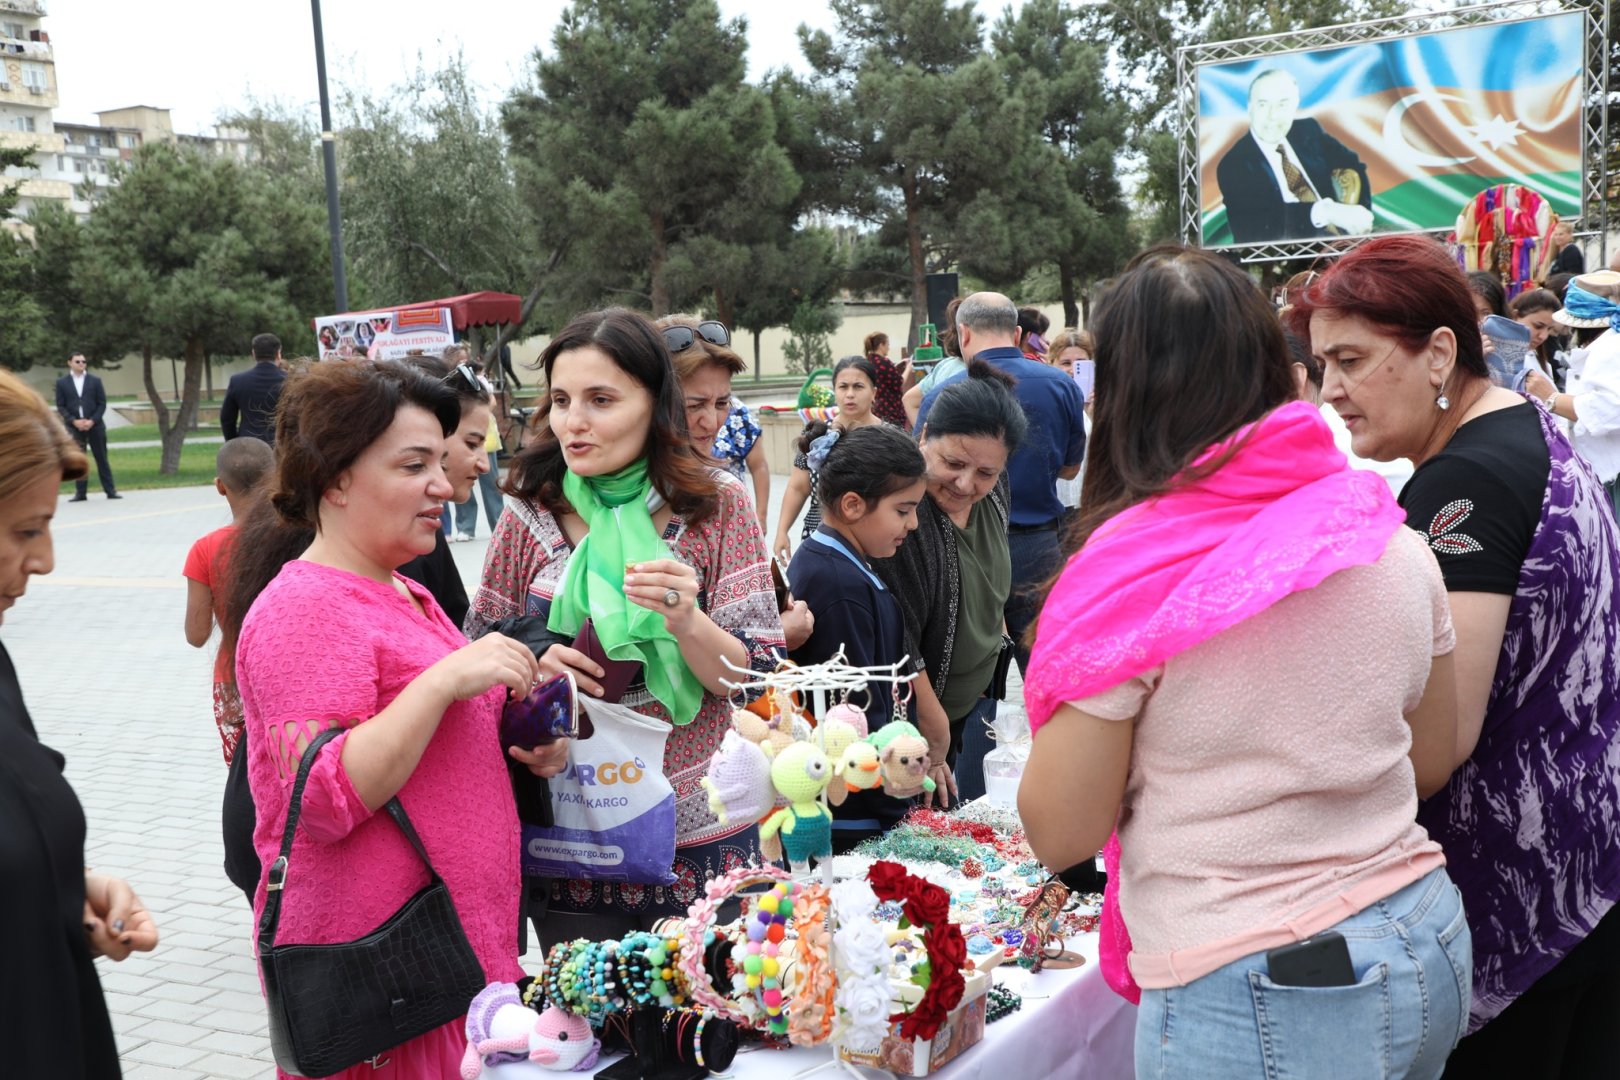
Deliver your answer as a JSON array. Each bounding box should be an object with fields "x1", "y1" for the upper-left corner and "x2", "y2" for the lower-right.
[
  {"x1": 71, "y1": 423, "x2": 116, "y2": 495},
  {"x1": 1442, "y1": 899, "x2": 1620, "y2": 1078}
]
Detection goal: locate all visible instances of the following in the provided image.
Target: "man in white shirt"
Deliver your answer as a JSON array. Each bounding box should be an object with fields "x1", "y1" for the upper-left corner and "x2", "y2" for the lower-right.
[
  {"x1": 1215, "y1": 69, "x2": 1375, "y2": 244},
  {"x1": 53, "y1": 352, "x2": 120, "y2": 500}
]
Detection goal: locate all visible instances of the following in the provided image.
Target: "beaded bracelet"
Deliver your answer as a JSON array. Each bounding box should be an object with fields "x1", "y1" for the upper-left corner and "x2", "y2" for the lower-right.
[
  {"x1": 617, "y1": 931, "x2": 662, "y2": 1008},
  {"x1": 679, "y1": 863, "x2": 791, "y2": 1026},
  {"x1": 986, "y1": 985, "x2": 1022, "y2": 1023},
  {"x1": 786, "y1": 883, "x2": 835, "y2": 1047},
  {"x1": 734, "y1": 879, "x2": 801, "y2": 1036},
  {"x1": 544, "y1": 938, "x2": 591, "y2": 1015}
]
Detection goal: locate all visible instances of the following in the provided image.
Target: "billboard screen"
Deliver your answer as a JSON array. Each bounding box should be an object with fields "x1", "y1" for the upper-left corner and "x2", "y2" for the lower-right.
[{"x1": 1196, "y1": 13, "x2": 1583, "y2": 247}]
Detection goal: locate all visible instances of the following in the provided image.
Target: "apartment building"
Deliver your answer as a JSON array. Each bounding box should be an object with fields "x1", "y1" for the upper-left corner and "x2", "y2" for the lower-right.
[{"x1": 0, "y1": 0, "x2": 68, "y2": 223}]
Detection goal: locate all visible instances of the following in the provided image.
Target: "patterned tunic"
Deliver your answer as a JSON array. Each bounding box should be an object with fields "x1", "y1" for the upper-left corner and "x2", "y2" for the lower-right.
[
  {"x1": 466, "y1": 471, "x2": 785, "y2": 851},
  {"x1": 1415, "y1": 403, "x2": 1620, "y2": 1031}
]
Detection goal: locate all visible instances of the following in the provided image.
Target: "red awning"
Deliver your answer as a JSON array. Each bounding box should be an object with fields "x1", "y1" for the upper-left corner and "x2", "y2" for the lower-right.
[{"x1": 431, "y1": 291, "x2": 523, "y2": 330}]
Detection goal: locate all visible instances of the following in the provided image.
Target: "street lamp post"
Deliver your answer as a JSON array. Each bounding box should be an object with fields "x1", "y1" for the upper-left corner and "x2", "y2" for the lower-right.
[{"x1": 311, "y1": 0, "x2": 349, "y2": 313}]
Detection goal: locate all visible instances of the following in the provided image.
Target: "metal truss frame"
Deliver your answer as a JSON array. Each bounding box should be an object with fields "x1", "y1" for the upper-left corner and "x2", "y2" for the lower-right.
[{"x1": 1175, "y1": 0, "x2": 1610, "y2": 265}]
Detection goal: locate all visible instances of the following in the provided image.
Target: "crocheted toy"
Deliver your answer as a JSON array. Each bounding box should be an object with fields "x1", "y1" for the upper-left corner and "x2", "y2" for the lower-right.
[
  {"x1": 529, "y1": 1006, "x2": 601, "y2": 1071},
  {"x1": 835, "y1": 740, "x2": 883, "y2": 797},
  {"x1": 702, "y1": 729, "x2": 776, "y2": 826},
  {"x1": 869, "y1": 721, "x2": 936, "y2": 799},
  {"x1": 820, "y1": 716, "x2": 864, "y2": 807},
  {"x1": 460, "y1": 987, "x2": 601, "y2": 1077},
  {"x1": 823, "y1": 700, "x2": 870, "y2": 739},
  {"x1": 731, "y1": 705, "x2": 796, "y2": 758},
  {"x1": 758, "y1": 742, "x2": 835, "y2": 863}
]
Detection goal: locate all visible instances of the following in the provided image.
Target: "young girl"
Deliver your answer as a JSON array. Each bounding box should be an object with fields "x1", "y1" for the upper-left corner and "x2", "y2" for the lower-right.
[
  {"x1": 773, "y1": 355, "x2": 887, "y2": 564},
  {"x1": 787, "y1": 424, "x2": 936, "y2": 840}
]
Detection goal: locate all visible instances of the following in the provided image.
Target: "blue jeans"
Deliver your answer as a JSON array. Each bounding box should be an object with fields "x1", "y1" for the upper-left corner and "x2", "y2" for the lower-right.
[
  {"x1": 1005, "y1": 525, "x2": 1061, "y2": 676},
  {"x1": 951, "y1": 696, "x2": 997, "y2": 803},
  {"x1": 1135, "y1": 867, "x2": 1471, "y2": 1080}
]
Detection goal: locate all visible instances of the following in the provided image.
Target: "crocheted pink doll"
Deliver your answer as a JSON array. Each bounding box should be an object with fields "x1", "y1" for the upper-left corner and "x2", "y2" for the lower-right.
[{"x1": 461, "y1": 985, "x2": 601, "y2": 1077}]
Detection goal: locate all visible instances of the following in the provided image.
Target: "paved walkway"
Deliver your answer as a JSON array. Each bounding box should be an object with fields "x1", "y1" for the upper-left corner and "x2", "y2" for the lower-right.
[{"x1": 8, "y1": 475, "x2": 794, "y2": 1078}]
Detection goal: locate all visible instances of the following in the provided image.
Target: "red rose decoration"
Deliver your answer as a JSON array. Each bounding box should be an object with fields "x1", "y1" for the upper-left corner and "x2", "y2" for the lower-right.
[
  {"x1": 868, "y1": 860, "x2": 908, "y2": 898},
  {"x1": 910, "y1": 883, "x2": 950, "y2": 927},
  {"x1": 931, "y1": 925, "x2": 967, "y2": 971},
  {"x1": 930, "y1": 967, "x2": 966, "y2": 1013}
]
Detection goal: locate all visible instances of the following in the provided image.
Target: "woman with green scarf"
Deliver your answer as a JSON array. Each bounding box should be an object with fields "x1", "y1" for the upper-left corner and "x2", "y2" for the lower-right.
[{"x1": 467, "y1": 308, "x2": 785, "y2": 943}]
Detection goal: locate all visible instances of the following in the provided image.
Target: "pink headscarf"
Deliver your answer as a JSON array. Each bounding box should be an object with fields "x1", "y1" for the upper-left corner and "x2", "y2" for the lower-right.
[{"x1": 1025, "y1": 400, "x2": 1407, "y2": 1001}]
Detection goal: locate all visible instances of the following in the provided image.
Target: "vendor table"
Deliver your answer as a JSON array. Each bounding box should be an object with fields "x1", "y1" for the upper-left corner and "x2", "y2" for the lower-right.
[{"x1": 714, "y1": 934, "x2": 1137, "y2": 1079}]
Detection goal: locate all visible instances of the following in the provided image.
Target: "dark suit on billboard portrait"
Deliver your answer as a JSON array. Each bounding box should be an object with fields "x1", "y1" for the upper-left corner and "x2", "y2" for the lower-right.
[
  {"x1": 1216, "y1": 119, "x2": 1374, "y2": 244},
  {"x1": 54, "y1": 361, "x2": 119, "y2": 499}
]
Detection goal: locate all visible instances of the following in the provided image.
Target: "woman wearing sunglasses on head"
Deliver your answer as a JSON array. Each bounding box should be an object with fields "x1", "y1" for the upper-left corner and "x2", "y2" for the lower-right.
[
  {"x1": 660, "y1": 316, "x2": 814, "y2": 649},
  {"x1": 467, "y1": 308, "x2": 784, "y2": 943}
]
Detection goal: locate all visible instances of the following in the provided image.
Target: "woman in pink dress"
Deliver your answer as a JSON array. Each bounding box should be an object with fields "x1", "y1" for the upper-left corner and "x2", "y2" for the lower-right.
[{"x1": 227, "y1": 360, "x2": 563, "y2": 1078}]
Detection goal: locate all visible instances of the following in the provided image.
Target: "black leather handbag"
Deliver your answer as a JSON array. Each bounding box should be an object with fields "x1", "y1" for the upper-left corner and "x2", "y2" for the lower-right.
[{"x1": 258, "y1": 727, "x2": 487, "y2": 1077}]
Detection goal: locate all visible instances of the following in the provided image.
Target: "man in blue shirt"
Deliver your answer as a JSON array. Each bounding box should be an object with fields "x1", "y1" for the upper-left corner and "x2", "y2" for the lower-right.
[{"x1": 916, "y1": 292, "x2": 1084, "y2": 672}]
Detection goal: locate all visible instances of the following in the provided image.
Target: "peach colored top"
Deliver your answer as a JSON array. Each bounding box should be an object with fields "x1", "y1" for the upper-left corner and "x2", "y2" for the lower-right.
[{"x1": 1070, "y1": 527, "x2": 1452, "y2": 988}]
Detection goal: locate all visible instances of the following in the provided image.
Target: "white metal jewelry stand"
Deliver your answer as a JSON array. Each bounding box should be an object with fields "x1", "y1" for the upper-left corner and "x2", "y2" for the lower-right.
[{"x1": 718, "y1": 649, "x2": 915, "y2": 1078}]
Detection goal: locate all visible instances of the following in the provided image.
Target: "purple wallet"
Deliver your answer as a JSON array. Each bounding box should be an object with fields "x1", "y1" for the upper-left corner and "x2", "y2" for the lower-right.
[{"x1": 500, "y1": 670, "x2": 586, "y2": 751}]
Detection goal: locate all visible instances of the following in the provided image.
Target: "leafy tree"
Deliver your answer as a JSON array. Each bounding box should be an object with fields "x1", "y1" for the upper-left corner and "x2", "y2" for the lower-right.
[
  {"x1": 504, "y1": 0, "x2": 800, "y2": 324},
  {"x1": 728, "y1": 228, "x2": 847, "y2": 377},
  {"x1": 0, "y1": 145, "x2": 49, "y2": 371},
  {"x1": 60, "y1": 144, "x2": 327, "y2": 472},
  {"x1": 781, "y1": 299, "x2": 842, "y2": 375},
  {"x1": 958, "y1": 0, "x2": 1136, "y2": 326},
  {"x1": 797, "y1": 0, "x2": 1026, "y2": 343},
  {"x1": 339, "y1": 57, "x2": 552, "y2": 356}
]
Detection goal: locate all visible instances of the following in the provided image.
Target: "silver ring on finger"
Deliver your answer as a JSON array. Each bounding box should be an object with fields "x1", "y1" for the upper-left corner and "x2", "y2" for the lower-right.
[{"x1": 663, "y1": 588, "x2": 680, "y2": 608}]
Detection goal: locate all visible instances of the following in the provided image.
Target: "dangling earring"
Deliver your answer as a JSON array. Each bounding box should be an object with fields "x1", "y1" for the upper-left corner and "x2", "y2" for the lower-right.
[{"x1": 1436, "y1": 376, "x2": 1451, "y2": 411}]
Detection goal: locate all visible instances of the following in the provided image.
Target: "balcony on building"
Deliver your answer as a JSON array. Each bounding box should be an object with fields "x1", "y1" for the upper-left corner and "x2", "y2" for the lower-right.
[{"x1": 0, "y1": 0, "x2": 46, "y2": 17}]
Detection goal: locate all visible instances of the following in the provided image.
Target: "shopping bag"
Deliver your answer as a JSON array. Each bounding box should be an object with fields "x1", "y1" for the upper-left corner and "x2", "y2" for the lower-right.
[{"x1": 519, "y1": 697, "x2": 677, "y2": 884}]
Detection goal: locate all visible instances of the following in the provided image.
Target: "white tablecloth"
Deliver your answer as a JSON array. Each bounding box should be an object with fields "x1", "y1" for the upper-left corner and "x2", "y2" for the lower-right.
[{"x1": 718, "y1": 934, "x2": 1137, "y2": 1079}]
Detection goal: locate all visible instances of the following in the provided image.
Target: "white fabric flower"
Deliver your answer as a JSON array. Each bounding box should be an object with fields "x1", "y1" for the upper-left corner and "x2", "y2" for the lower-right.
[
  {"x1": 840, "y1": 918, "x2": 887, "y2": 961},
  {"x1": 831, "y1": 878, "x2": 878, "y2": 920},
  {"x1": 835, "y1": 974, "x2": 894, "y2": 1047}
]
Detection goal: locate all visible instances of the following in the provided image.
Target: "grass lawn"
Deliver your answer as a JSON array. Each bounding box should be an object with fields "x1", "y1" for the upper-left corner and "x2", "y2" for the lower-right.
[{"x1": 60, "y1": 440, "x2": 220, "y2": 493}]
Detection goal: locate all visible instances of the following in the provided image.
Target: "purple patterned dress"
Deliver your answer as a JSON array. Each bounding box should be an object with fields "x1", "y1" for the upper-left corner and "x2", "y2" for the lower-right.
[{"x1": 1417, "y1": 404, "x2": 1620, "y2": 1031}]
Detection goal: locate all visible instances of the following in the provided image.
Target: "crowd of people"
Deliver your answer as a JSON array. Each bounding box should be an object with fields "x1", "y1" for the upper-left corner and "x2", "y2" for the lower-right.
[{"x1": 7, "y1": 230, "x2": 1620, "y2": 1079}]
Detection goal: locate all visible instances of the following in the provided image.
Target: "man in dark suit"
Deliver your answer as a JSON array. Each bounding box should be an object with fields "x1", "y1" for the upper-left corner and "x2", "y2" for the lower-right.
[
  {"x1": 220, "y1": 332, "x2": 286, "y2": 443},
  {"x1": 54, "y1": 352, "x2": 120, "y2": 500},
  {"x1": 1216, "y1": 69, "x2": 1375, "y2": 245}
]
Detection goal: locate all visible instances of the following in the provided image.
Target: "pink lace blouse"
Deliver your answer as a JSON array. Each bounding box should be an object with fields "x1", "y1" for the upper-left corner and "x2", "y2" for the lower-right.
[{"x1": 237, "y1": 561, "x2": 521, "y2": 1073}]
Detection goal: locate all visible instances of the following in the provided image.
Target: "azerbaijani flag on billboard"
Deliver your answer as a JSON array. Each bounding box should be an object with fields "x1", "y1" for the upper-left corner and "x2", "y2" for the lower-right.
[{"x1": 1197, "y1": 13, "x2": 1583, "y2": 247}]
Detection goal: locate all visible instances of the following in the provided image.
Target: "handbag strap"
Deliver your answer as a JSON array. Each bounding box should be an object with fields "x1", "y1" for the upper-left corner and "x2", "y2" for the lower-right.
[{"x1": 256, "y1": 726, "x2": 443, "y2": 956}]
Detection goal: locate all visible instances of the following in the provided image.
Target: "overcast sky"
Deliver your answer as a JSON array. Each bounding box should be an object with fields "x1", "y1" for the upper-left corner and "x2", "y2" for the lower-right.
[{"x1": 44, "y1": 2, "x2": 867, "y2": 134}]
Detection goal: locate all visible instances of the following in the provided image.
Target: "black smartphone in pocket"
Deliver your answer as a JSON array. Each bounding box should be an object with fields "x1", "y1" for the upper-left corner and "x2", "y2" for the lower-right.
[{"x1": 1266, "y1": 932, "x2": 1355, "y2": 987}]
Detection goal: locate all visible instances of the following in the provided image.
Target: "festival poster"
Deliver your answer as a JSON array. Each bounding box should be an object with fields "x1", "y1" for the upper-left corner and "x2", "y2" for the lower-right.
[
  {"x1": 313, "y1": 306, "x2": 456, "y2": 361},
  {"x1": 1196, "y1": 13, "x2": 1584, "y2": 247}
]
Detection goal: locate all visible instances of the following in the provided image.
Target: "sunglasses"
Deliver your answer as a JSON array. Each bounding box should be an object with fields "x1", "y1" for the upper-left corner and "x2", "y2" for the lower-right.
[
  {"x1": 445, "y1": 362, "x2": 481, "y2": 394},
  {"x1": 662, "y1": 321, "x2": 730, "y2": 353}
]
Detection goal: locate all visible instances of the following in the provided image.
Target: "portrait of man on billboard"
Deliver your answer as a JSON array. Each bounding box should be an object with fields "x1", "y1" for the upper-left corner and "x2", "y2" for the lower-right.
[{"x1": 1215, "y1": 69, "x2": 1375, "y2": 244}]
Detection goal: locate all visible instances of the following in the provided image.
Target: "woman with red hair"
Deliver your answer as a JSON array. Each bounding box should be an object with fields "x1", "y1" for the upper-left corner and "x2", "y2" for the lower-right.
[{"x1": 1288, "y1": 235, "x2": 1620, "y2": 1075}]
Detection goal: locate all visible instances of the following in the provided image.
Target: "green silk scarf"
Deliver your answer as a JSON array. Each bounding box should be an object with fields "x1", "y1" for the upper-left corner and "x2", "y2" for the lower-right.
[{"x1": 546, "y1": 460, "x2": 704, "y2": 724}]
